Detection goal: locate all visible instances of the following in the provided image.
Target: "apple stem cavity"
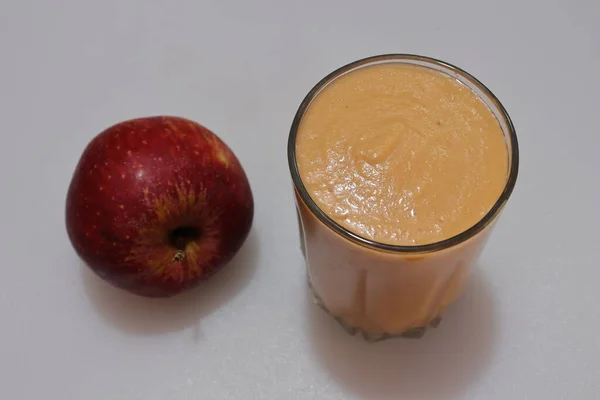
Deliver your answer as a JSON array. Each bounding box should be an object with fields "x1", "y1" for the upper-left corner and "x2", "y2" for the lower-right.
[
  {"x1": 168, "y1": 226, "x2": 201, "y2": 263},
  {"x1": 169, "y1": 225, "x2": 201, "y2": 250},
  {"x1": 169, "y1": 226, "x2": 202, "y2": 247}
]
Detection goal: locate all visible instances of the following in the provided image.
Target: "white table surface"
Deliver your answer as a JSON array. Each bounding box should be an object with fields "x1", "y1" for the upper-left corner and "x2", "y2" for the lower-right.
[{"x1": 1, "y1": 1, "x2": 599, "y2": 399}]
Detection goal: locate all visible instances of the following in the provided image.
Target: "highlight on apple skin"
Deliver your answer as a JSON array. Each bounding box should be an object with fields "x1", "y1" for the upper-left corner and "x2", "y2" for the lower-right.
[{"x1": 65, "y1": 116, "x2": 254, "y2": 297}]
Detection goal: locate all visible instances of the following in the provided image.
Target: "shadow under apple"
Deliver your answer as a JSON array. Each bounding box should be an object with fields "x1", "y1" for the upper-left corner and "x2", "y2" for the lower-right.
[
  {"x1": 81, "y1": 229, "x2": 260, "y2": 336},
  {"x1": 307, "y1": 271, "x2": 497, "y2": 400}
]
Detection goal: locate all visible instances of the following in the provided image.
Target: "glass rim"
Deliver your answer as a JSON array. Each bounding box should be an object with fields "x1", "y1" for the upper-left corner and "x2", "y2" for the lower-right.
[{"x1": 288, "y1": 53, "x2": 519, "y2": 254}]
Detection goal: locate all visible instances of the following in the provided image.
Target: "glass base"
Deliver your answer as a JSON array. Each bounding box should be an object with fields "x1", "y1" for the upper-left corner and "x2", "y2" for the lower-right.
[{"x1": 308, "y1": 278, "x2": 442, "y2": 342}]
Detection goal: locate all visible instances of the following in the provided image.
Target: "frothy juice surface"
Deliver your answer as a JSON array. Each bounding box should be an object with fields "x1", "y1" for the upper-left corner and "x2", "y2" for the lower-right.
[{"x1": 296, "y1": 63, "x2": 508, "y2": 245}]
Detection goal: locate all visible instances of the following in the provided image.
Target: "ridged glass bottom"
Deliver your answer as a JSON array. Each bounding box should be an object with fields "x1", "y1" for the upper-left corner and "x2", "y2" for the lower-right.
[{"x1": 308, "y1": 278, "x2": 442, "y2": 342}]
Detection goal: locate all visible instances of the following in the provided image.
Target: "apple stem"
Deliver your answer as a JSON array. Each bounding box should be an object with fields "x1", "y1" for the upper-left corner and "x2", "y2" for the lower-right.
[{"x1": 171, "y1": 250, "x2": 186, "y2": 263}]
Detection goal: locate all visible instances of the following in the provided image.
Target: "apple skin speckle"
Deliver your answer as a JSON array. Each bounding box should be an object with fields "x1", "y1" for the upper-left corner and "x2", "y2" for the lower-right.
[{"x1": 65, "y1": 116, "x2": 254, "y2": 297}]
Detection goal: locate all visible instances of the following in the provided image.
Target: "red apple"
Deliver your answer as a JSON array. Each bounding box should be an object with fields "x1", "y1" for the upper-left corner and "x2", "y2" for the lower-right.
[{"x1": 65, "y1": 116, "x2": 253, "y2": 297}]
